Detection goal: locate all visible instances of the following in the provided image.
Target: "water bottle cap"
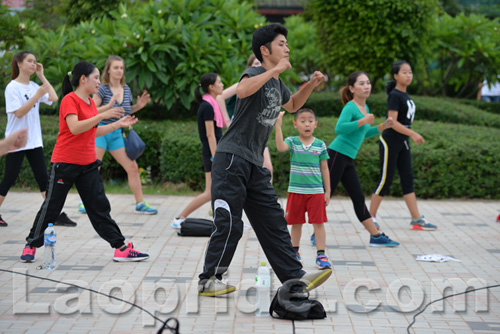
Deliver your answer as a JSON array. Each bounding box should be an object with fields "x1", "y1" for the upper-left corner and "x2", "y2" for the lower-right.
[
  {"x1": 260, "y1": 261, "x2": 267, "y2": 266},
  {"x1": 48, "y1": 223, "x2": 53, "y2": 227}
]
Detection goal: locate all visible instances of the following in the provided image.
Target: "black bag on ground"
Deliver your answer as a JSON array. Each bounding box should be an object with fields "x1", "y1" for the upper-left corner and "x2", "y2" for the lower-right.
[
  {"x1": 269, "y1": 280, "x2": 326, "y2": 320},
  {"x1": 177, "y1": 218, "x2": 213, "y2": 237}
]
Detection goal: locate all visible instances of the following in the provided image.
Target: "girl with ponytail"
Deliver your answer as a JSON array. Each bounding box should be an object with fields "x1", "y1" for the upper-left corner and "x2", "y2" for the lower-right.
[
  {"x1": 321, "y1": 71, "x2": 399, "y2": 248},
  {"x1": 172, "y1": 72, "x2": 224, "y2": 228},
  {"x1": 20, "y1": 61, "x2": 149, "y2": 264},
  {"x1": 0, "y1": 51, "x2": 75, "y2": 227},
  {"x1": 370, "y1": 61, "x2": 436, "y2": 231}
]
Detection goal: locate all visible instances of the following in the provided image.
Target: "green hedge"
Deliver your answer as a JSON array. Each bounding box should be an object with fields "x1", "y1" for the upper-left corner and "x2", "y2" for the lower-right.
[
  {"x1": 306, "y1": 92, "x2": 500, "y2": 127},
  {"x1": 2, "y1": 110, "x2": 499, "y2": 199}
]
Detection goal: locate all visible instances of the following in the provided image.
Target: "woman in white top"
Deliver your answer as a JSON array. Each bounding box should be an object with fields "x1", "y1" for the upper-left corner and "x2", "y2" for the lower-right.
[{"x1": 0, "y1": 51, "x2": 75, "y2": 227}]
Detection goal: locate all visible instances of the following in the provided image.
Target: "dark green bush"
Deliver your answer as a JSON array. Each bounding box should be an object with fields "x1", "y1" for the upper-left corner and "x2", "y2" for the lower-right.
[
  {"x1": 458, "y1": 98, "x2": 500, "y2": 115},
  {"x1": 264, "y1": 115, "x2": 500, "y2": 200},
  {"x1": 1, "y1": 97, "x2": 500, "y2": 199},
  {"x1": 306, "y1": 92, "x2": 500, "y2": 127}
]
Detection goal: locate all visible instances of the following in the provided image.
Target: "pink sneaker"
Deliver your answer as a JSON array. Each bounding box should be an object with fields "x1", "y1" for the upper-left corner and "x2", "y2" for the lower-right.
[
  {"x1": 20, "y1": 244, "x2": 36, "y2": 263},
  {"x1": 113, "y1": 242, "x2": 149, "y2": 262}
]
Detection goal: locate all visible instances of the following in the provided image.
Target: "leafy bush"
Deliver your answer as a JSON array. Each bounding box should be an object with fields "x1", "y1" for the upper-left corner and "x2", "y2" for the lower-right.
[
  {"x1": 307, "y1": 0, "x2": 440, "y2": 89},
  {"x1": 424, "y1": 13, "x2": 500, "y2": 98},
  {"x1": 283, "y1": 15, "x2": 326, "y2": 81},
  {"x1": 0, "y1": 5, "x2": 41, "y2": 106},
  {"x1": 2, "y1": 0, "x2": 266, "y2": 117},
  {"x1": 272, "y1": 116, "x2": 500, "y2": 199},
  {"x1": 305, "y1": 92, "x2": 500, "y2": 127},
  {"x1": 457, "y1": 98, "x2": 500, "y2": 115},
  {"x1": 2, "y1": 97, "x2": 499, "y2": 199},
  {"x1": 63, "y1": 0, "x2": 124, "y2": 25}
]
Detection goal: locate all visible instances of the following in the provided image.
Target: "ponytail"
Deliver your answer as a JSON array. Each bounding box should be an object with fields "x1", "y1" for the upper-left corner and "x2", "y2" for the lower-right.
[
  {"x1": 62, "y1": 61, "x2": 97, "y2": 98},
  {"x1": 194, "y1": 84, "x2": 203, "y2": 104},
  {"x1": 386, "y1": 81, "x2": 397, "y2": 95},
  {"x1": 340, "y1": 86, "x2": 353, "y2": 106},
  {"x1": 386, "y1": 60, "x2": 410, "y2": 95},
  {"x1": 340, "y1": 71, "x2": 369, "y2": 105},
  {"x1": 11, "y1": 51, "x2": 35, "y2": 80},
  {"x1": 194, "y1": 72, "x2": 218, "y2": 103},
  {"x1": 61, "y1": 74, "x2": 73, "y2": 97}
]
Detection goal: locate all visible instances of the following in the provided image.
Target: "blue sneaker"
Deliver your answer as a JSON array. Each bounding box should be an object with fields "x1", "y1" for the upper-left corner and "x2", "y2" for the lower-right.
[
  {"x1": 294, "y1": 249, "x2": 302, "y2": 262},
  {"x1": 369, "y1": 233, "x2": 400, "y2": 247},
  {"x1": 78, "y1": 202, "x2": 86, "y2": 214},
  {"x1": 410, "y1": 216, "x2": 437, "y2": 231},
  {"x1": 372, "y1": 215, "x2": 380, "y2": 230},
  {"x1": 135, "y1": 202, "x2": 158, "y2": 215},
  {"x1": 316, "y1": 254, "x2": 331, "y2": 270},
  {"x1": 310, "y1": 233, "x2": 316, "y2": 246}
]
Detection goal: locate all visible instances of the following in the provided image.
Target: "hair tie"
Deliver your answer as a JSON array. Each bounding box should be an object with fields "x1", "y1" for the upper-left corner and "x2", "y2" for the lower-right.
[
  {"x1": 67, "y1": 71, "x2": 72, "y2": 77},
  {"x1": 198, "y1": 84, "x2": 201, "y2": 87}
]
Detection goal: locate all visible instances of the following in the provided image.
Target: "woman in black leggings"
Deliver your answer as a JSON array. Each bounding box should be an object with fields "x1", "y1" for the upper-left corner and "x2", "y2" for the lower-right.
[
  {"x1": 0, "y1": 51, "x2": 75, "y2": 227},
  {"x1": 325, "y1": 71, "x2": 399, "y2": 247}
]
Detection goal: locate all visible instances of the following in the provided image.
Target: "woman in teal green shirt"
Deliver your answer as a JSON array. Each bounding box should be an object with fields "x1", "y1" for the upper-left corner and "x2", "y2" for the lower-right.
[{"x1": 327, "y1": 71, "x2": 399, "y2": 247}]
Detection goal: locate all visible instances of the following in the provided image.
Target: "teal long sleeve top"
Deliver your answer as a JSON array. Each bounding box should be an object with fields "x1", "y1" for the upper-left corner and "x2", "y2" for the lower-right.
[{"x1": 328, "y1": 101, "x2": 380, "y2": 159}]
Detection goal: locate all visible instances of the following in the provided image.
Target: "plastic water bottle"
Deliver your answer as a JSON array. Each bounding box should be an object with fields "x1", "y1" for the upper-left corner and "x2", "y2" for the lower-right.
[
  {"x1": 43, "y1": 223, "x2": 56, "y2": 270},
  {"x1": 255, "y1": 261, "x2": 271, "y2": 316}
]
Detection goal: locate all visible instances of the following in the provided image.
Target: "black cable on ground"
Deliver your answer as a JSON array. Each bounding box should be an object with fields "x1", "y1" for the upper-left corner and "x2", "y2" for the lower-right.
[
  {"x1": 0, "y1": 268, "x2": 179, "y2": 334},
  {"x1": 407, "y1": 283, "x2": 500, "y2": 333}
]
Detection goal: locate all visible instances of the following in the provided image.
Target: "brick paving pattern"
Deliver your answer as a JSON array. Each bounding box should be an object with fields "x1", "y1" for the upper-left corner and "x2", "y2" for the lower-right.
[{"x1": 0, "y1": 192, "x2": 499, "y2": 333}]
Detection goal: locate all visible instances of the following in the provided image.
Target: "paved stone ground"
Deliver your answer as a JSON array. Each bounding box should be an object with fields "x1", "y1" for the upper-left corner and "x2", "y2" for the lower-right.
[{"x1": 0, "y1": 191, "x2": 499, "y2": 333}]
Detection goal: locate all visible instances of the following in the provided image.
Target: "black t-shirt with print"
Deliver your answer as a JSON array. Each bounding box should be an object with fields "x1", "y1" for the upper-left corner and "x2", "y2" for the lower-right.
[
  {"x1": 216, "y1": 66, "x2": 291, "y2": 166},
  {"x1": 383, "y1": 89, "x2": 415, "y2": 142}
]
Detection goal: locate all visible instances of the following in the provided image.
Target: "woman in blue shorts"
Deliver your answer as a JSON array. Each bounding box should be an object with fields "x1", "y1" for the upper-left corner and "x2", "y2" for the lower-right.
[{"x1": 82, "y1": 55, "x2": 157, "y2": 215}]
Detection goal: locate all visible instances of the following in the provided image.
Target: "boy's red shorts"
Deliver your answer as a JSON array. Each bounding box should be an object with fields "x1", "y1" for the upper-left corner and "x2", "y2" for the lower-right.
[{"x1": 285, "y1": 192, "x2": 328, "y2": 225}]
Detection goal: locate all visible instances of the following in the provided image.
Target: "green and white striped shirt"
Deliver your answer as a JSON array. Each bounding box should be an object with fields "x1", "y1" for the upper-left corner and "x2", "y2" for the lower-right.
[{"x1": 285, "y1": 136, "x2": 329, "y2": 194}]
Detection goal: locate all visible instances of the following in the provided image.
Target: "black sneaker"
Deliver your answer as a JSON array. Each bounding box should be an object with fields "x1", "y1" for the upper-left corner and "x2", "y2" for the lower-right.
[
  {"x1": 54, "y1": 212, "x2": 77, "y2": 227},
  {"x1": 0, "y1": 215, "x2": 7, "y2": 227}
]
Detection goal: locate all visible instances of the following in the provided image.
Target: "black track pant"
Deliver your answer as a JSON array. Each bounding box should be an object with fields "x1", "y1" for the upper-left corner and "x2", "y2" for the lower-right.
[
  {"x1": 0, "y1": 147, "x2": 48, "y2": 196},
  {"x1": 328, "y1": 149, "x2": 371, "y2": 223},
  {"x1": 25, "y1": 161, "x2": 125, "y2": 248},
  {"x1": 373, "y1": 135, "x2": 414, "y2": 197},
  {"x1": 199, "y1": 152, "x2": 305, "y2": 283}
]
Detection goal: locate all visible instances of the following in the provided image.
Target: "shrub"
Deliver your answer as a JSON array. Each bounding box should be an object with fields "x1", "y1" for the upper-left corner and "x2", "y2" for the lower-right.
[
  {"x1": 270, "y1": 115, "x2": 500, "y2": 200},
  {"x1": 424, "y1": 13, "x2": 500, "y2": 98},
  {"x1": 306, "y1": 92, "x2": 500, "y2": 127},
  {"x1": 457, "y1": 98, "x2": 500, "y2": 115},
  {"x1": 307, "y1": 0, "x2": 440, "y2": 88},
  {"x1": 1, "y1": 96, "x2": 499, "y2": 199},
  {"x1": 2, "y1": 0, "x2": 267, "y2": 118}
]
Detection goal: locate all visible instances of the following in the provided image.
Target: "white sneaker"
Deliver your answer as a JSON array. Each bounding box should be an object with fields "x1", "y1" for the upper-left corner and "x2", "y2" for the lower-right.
[
  {"x1": 172, "y1": 217, "x2": 185, "y2": 229},
  {"x1": 198, "y1": 277, "x2": 236, "y2": 297}
]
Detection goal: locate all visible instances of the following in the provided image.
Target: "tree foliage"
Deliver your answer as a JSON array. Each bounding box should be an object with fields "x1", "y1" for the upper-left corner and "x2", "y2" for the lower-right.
[
  {"x1": 63, "y1": 0, "x2": 124, "y2": 25},
  {"x1": 424, "y1": 13, "x2": 500, "y2": 97},
  {"x1": 19, "y1": 0, "x2": 66, "y2": 29},
  {"x1": 307, "y1": 0, "x2": 440, "y2": 89},
  {"x1": 284, "y1": 15, "x2": 327, "y2": 81},
  {"x1": 1, "y1": 0, "x2": 267, "y2": 117}
]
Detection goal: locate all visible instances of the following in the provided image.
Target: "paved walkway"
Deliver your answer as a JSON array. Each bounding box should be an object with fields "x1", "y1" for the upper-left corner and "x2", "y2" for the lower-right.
[{"x1": 0, "y1": 192, "x2": 499, "y2": 333}]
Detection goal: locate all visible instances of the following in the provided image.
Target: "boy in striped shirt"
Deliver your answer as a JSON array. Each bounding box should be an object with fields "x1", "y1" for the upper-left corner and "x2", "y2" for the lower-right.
[{"x1": 275, "y1": 107, "x2": 331, "y2": 269}]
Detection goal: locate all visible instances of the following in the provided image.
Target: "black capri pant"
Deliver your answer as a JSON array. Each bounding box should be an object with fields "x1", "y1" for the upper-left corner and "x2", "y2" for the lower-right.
[
  {"x1": 373, "y1": 135, "x2": 414, "y2": 197},
  {"x1": 328, "y1": 149, "x2": 371, "y2": 223},
  {"x1": 0, "y1": 147, "x2": 48, "y2": 196}
]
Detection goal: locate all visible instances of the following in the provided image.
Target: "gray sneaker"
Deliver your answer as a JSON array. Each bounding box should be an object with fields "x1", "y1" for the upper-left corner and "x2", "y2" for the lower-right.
[
  {"x1": 299, "y1": 268, "x2": 332, "y2": 291},
  {"x1": 198, "y1": 277, "x2": 236, "y2": 297},
  {"x1": 410, "y1": 215, "x2": 437, "y2": 231}
]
